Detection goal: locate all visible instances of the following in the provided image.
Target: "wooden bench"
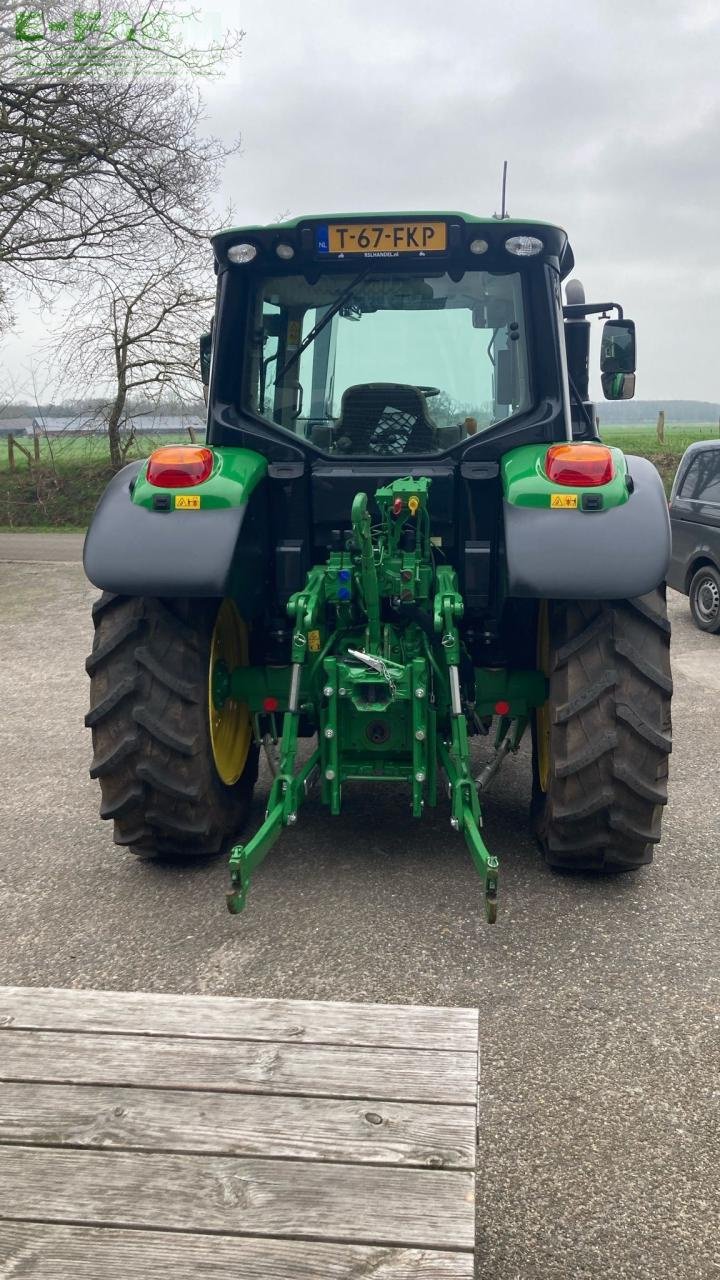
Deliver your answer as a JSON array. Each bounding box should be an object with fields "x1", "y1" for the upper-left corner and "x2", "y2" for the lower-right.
[{"x1": 0, "y1": 986, "x2": 478, "y2": 1277}]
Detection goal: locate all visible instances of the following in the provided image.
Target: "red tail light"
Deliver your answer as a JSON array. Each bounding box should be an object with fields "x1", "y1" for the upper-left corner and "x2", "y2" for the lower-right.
[
  {"x1": 545, "y1": 444, "x2": 614, "y2": 488},
  {"x1": 146, "y1": 446, "x2": 213, "y2": 488}
]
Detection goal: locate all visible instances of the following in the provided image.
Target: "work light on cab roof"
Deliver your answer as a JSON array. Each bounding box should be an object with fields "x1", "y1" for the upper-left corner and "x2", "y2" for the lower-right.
[{"x1": 83, "y1": 208, "x2": 673, "y2": 931}]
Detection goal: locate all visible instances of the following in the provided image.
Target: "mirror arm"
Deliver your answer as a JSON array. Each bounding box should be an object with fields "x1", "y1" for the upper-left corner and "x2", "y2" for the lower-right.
[
  {"x1": 568, "y1": 373, "x2": 595, "y2": 435},
  {"x1": 563, "y1": 301, "x2": 624, "y2": 320}
]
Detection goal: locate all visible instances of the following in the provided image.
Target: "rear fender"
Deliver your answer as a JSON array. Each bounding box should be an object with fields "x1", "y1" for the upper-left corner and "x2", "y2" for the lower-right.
[
  {"x1": 83, "y1": 447, "x2": 268, "y2": 611},
  {"x1": 501, "y1": 446, "x2": 670, "y2": 599}
]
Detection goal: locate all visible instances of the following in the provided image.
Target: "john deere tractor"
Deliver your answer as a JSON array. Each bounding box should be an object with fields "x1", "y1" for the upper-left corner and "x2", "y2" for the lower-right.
[{"x1": 84, "y1": 213, "x2": 672, "y2": 922}]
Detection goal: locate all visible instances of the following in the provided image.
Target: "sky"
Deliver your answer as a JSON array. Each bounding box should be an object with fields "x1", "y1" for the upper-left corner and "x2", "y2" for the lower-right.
[{"x1": 4, "y1": 0, "x2": 720, "y2": 403}]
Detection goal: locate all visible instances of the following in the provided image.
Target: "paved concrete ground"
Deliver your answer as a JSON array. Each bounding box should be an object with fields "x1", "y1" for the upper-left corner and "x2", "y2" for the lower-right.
[
  {"x1": 0, "y1": 530, "x2": 85, "y2": 562},
  {"x1": 0, "y1": 536, "x2": 717, "y2": 1280}
]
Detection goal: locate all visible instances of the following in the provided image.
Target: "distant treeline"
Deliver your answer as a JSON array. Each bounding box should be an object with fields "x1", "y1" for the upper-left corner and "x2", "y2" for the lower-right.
[
  {"x1": 3, "y1": 397, "x2": 718, "y2": 426},
  {"x1": 0, "y1": 398, "x2": 206, "y2": 420},
  {"x1": 596, "y1": 400, "x2": 720, "y2": 424}
]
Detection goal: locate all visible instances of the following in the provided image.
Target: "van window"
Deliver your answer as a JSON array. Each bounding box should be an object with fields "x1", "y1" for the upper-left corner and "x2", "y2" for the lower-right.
[{"x1": 678, "y1": 452, "x2": 720, "y2": 504}]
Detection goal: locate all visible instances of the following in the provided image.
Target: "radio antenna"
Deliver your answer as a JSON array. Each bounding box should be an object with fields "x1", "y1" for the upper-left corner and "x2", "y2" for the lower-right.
[{"x1": 493, "y1": 161, "x2": 510, "y2": 220}]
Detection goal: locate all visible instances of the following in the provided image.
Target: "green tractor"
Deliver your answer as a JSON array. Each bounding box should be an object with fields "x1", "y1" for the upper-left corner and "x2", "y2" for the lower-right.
[{"x1": 84, "y1": 213, "x2": 672, "y2": 922}]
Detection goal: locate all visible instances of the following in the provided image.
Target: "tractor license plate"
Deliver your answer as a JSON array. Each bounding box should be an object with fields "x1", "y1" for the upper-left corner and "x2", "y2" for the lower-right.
[{"x1": 318, "y1": 221, "x2": 448, "y2": 256}]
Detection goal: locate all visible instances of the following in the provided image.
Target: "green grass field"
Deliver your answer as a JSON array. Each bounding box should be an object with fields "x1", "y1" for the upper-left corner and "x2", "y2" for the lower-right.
[
  {"x1": 600, "y1": 422, "x2": 719, "y2": 453},
  {"x1": 0, "y1": 431, "x2": 197, "y2": 472},
  {"x1": 1, "y1": 423, "x2": 716, "y2": 528},
  {"x1": 600, "y1": 423, "x2": 718, "y2": 493}
]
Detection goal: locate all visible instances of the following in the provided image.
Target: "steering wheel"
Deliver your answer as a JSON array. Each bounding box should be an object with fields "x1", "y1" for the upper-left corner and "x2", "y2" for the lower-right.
[{"x1": 416, "y1": 385, "x2": 441, "y2": 398}]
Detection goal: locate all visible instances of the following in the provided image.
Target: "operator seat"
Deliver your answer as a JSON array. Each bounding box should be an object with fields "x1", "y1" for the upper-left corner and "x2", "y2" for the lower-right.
[{"x1": 335, "y1": 383, "x2": 438, "y2": 455}]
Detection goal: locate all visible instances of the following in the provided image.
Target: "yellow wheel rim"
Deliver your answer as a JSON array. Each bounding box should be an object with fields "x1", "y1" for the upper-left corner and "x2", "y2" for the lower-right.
[
  {"x1": 536, "y1": 601, "x2": 551, "y2": 793},
  {"x1": 208, "y1": 600, "x2": 252, "y2": 786}
]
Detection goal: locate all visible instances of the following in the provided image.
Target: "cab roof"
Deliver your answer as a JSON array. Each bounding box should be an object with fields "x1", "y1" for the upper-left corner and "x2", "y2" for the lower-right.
[{"x1": 211, "y1": 212, "x2": 575, "y2": 277}]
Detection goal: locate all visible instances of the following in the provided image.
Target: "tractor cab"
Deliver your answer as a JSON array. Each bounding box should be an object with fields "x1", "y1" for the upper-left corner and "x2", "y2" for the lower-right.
[
  {"x1": 209, "y1": 213, "x2": 574, "y2": 467},
  {"x1": 207, "y1": 213, "x2": 635, "y2": 460}
]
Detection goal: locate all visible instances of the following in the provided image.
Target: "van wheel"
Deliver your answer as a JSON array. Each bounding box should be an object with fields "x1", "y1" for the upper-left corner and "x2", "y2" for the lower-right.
[{"x1": 689, "y1": 565, "x2": 720, "y2": 634}]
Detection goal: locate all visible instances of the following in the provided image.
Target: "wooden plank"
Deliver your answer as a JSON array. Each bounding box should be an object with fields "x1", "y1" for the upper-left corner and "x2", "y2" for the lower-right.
[
  {"x1": 0, "y1": 1080, "x2": 476, "y2": 1168},
  {"x1": 0, "y1": 1222, "x2": 474, "y2": 1279},
  {"x1": 0, "y1": 1146, "x2": 476, "y2": 1251},
  {"x1": 0, "y1": 1029, "x2": 476, "y2": 1105},
  {"x1": 0, "y1": 986, "x2": 479, "y2": 1052}
]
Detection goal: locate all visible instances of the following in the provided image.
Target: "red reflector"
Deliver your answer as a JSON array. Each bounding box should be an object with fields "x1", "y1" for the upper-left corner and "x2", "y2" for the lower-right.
[
  {"x1": 545, "y1": 444, "x2": 614, "y2": 488},
  {"x1": 263, "y1": 697, "x2": 279, "y2": 713},
  {"x1": 495, "y1": 700, "x2": 511, "y2": 716},
  {"x1": 146, "y1": 446, "x2": 213, "y2": 488}
]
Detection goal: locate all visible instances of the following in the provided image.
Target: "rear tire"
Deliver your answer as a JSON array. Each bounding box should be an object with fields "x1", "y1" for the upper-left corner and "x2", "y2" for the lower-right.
[
  {"x1": 688, "y1": 565, "x2": 720, "y2": 634},
  {"x1": 532, "y1": 588, "x2": 672, "y2": 871},
  {"x1": 86, "y1": 594, "x2": 258, "y2": 859}
]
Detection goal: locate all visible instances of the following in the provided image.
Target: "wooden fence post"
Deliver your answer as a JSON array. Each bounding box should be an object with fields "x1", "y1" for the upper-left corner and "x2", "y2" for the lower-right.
[
  {"x1": 656, "y1": 410, "x2": 665, "y2": 444},
  {"x1": 187, "y1": 424, "x2": 197, "y2": 443},
  {"x1": 7, "y1": 434, "x2": 15, "y2": 470},
  {"x1": 33, "y1": 432, "x2": 40, "y2": 463}
]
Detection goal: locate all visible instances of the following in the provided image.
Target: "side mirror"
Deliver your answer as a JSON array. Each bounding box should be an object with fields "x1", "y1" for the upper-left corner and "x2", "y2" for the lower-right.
[
  {"x1": 263, "y1": 315, "x2": 284, "y2": 340},
  {"x1": 602, "y1": 371, "x2": 636, "y2": 400},
  {"x1": 199, "y1": 331, "x2": 212, "y2": 386},
  {"x1": 472, "y1": 299, "x2": 513, "y2": 329},
  {"x1": 600, "y1": 318, "x2": 636, "y2": 374},
  {"x1": 495, "y1": 347, "x2": 518, "y2": 406}
]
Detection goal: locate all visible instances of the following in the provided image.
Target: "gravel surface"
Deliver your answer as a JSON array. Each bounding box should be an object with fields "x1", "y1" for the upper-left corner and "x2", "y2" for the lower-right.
[{"x1": 0, "y1": 538, "x2": 717, "y2": 1280}]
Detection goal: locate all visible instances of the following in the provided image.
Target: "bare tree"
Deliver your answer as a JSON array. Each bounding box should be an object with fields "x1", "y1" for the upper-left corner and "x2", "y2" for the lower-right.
[
  {"x1": 54, "y1": 245, "x2": 212, "y2": 467},
  {"x1": 0, "y1": 2, "x2": 242, "y2": 324}
]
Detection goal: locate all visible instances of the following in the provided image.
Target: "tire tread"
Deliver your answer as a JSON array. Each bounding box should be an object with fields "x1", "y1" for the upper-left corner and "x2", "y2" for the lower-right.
[
  {"x1": 534, "y1": 587, "x2": 672, "y2": 871},
  {"x1": 86, "y1": 595, "x2": 256, "y2": 860}
]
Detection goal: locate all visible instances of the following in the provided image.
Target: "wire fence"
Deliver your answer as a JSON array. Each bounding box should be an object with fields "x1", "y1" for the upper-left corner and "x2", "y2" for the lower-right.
[
  {"x1": 2, "y1": 424, "x2": 203, "y2": 472},
  {"x1": 1, "y1": 424, "x2": 206, "y2": 526}
]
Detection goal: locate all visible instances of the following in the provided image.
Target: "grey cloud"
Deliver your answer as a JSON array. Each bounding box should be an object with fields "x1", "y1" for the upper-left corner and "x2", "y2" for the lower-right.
[
  {"x1": 4, "y1": 0, "x2": 719, "y2": 400},
  {"x1": 196, "y1": 0, "x2": 719, "y2": 399}
]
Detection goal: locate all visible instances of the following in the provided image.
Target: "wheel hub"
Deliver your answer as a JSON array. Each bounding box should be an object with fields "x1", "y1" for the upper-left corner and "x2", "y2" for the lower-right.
[
  {"x1": 696, "y1": 576, "x2": 720, "y2": 623},
  {"x1": 211, "y1": 659, "x2": 231, "y2": 710},
  {"x1": 208, "y1": 600, "x2": 252, "y2": 786}
]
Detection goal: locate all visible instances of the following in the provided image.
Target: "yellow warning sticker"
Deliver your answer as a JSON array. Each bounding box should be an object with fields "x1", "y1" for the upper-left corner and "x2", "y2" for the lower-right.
[
  {"x1": 550, "y1": 493, "x2": 578, "y2": 509},
  {"x1": 307, "y1": 629, "x2": 321, "y2": 652},
  {"x1": 175, "y1": 494, "x2": 201, "y2": 510}
]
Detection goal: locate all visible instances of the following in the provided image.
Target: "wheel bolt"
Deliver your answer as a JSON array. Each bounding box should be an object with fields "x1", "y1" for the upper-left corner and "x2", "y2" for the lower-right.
[
  {"x1": 324, "y1": 727, "x2": 334, "y2": 739},
  {"x1": 323, "y1": 685, "x2": 333, "y2": 697},
  {"x1": 415, "y1": 687, "x2": 426, "y2": 699},
  {"x1": 415, "y1": 771, "x2": 426, "y2": 783},
  {"x1": 325, "y1": 768, "x2": 336, "y2": 781},
  {"x1": 415, "y1": 729, "x2": 426, "y2": 741}
]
